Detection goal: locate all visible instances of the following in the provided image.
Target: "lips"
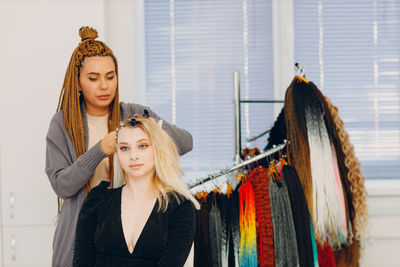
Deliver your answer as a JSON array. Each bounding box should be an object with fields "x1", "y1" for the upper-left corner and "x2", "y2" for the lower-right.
[
  {"x1": 129, "y1": 163, "x2": 143, "y2": 169},
  {"x1": 97, "y1": 94, "x2": 110, "y2": 100}
]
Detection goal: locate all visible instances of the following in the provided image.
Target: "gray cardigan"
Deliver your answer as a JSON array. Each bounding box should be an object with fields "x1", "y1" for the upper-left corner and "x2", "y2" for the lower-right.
[{"x1": 45, "y1": 101, "x2": 193, "y2": 267}]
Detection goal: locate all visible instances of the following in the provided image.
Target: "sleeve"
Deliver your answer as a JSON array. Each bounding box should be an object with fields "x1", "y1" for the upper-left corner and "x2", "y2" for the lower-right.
[
  {"x1": 45, "y1": 113, "x2": 109, "y2": 199},
  {"x1": 121, "y1": 102, "x2": 193, "y2": 155},
  {"x1": 157, "y1": 200, "x2": 196, "y2": 267},
  {"x1": 73, "y1": 182, "x2": 108, "y2": 267}
]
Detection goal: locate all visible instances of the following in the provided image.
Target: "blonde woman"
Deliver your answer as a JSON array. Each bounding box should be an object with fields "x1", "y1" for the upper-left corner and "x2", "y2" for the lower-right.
[
  {"x1": 45, "y1": 26, "x2": 193, "y2": 267},
  {"x1": 73, "y1": 112, "x2": 199, "y2": 266}
]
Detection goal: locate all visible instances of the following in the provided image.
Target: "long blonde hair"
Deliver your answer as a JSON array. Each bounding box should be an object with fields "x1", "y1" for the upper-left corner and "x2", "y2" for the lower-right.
[
  {"x1": 116, "y1": 114, "x2": 200, "y2": 211},
  {"x1": 57, "y1": 26, "x2": 120, "y2": 199}
]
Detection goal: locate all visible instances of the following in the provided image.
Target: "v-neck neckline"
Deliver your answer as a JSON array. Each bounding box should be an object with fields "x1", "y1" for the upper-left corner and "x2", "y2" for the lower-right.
[{"x1": 119, "y1": 186, "x2": 157, "y2": 255}]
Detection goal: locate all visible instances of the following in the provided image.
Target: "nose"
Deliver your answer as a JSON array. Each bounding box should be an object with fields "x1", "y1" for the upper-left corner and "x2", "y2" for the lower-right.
[
  {"x1": 130, "y1": 149, "x2": 139, "y2": 161},
  {"x1": 100, "y1": 77, "x2": 107, "y2": 90}
]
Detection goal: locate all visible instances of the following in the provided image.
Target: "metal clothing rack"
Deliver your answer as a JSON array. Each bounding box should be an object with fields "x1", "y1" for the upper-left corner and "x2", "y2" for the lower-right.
[
  {"x1": 188, "y1": 140, "x2": 287, "y2": 190},
  {"x1": 190, "y1": 65, "x2": 305, "y2": 191},
  {"x1": 242, "y1": 63, "x2": 307, "y2": 143},
  {"x1": 234, "y1": 71, "x2": 284, "y2": 164}
]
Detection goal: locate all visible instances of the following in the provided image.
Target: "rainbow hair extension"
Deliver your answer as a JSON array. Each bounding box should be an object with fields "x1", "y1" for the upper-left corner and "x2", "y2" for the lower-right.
[{"x1": 239, "y1": 179, "x2": 258, "y2": 267}]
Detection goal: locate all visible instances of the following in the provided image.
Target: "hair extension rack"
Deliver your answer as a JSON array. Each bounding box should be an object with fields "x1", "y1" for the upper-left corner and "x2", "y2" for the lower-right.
[
  {"x1": 188, "y1": 140, "x2": 287, "y2": 190},
  {"x1": 233, "y1": 71, "x2": 285, "y2": 163},
  {"x1": 244, "y1": 63, "x2": 306, "y2": 143}
]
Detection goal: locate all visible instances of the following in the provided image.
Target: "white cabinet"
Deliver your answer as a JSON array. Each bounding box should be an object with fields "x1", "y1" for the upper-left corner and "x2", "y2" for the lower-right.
[
  {"x1": 0, "y1": 224, "x2": 3, "y2": 266},
  {"x1": 2, "y1": 226, "x2": 55, "y2": 267}
]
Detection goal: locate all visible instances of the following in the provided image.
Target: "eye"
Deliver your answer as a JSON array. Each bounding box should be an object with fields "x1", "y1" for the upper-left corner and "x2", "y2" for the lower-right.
[
  {"x1": 89, "y1": 77, "x2": 97, "y2": 81},
  {"x1": 107, "y1": 75, "x2": 115, "y2": 80},
  {"x1": 138, "y1": 144, "x2": 149, "y2": 150},
  {"x1": 119, "y1": 146, "x2": 129, "y2": 151}
]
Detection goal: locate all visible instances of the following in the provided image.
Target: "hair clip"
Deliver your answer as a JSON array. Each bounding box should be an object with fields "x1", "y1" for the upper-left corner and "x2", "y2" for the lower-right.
[
  {"x1": 143, "y1": 109, "x2": 150, "y2": 118},
  {"x1": 129, "y1": 109, "x2": 150, "y2": 127},
  {"x1": 129, "y1": 114, "x2": 139, "y2": 127}
]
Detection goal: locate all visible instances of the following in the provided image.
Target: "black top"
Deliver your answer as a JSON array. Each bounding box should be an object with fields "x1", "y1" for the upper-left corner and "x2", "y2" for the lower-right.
[{"x1": 73, "y1": 181, "x2": 196, "y2": 267}]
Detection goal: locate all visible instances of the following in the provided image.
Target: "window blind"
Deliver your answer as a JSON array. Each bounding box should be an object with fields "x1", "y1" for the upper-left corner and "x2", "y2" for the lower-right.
[
  {"x1": 144, "y1": 0, "x2": 274, "y2": 172},
  {"x1": 294, "y1": 0, "x2": 400, "y2": 179}
]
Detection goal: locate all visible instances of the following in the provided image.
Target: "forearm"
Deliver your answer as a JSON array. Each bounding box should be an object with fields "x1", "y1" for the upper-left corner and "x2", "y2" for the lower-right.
[{"x1": 46, "y1": 140, "x2": 108, "y2": 199}]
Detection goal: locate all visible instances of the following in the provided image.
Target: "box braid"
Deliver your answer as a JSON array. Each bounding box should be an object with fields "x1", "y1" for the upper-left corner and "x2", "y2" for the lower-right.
[{"x1": 56, "y1": 26, "x2": 120, "y2": 203}]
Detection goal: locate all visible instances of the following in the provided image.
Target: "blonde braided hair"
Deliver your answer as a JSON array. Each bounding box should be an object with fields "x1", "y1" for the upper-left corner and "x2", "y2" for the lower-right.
[{"x1": 57, "y1": 26, "x2": 121, "y2": 202}]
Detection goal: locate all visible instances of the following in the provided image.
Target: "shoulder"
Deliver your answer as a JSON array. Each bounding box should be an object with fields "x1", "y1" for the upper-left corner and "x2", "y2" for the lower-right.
[
  {"x1": 80, "y1": 182, "x2": 121, "y2": 219},
  {"x1": 166, "y1": 192, "x2": 196, "y2": 215},
  {"x1": 46, "y1": 111, "x2": 68, "y2": 141},
  {"x1": 48, "y1": 111, "x2": 65, "y2": 130},
  {"x1": 84, "y1": 181, "x2": 112, "y2": 205}
]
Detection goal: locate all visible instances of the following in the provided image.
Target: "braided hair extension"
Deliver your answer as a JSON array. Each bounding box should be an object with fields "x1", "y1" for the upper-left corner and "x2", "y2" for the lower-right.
[
  {"x1": 309, "y1": 84, "x2": 364, "y2": 265},
  {"x1": 56, "y1": 26, "x2": 121, "y2": 200},
  {"x1": 284, "y1": 78, "x2": 313, "y2": 218},
  {"x1": 264, "y1": 107, "x2": 286, "y2": 162},
  {"x1": 309, "y1": 83, "x2": 355, "y2": 243},
  {"x1": 265, "y1": 107, "x2": 286, "y2": 150},
  {"x1": 324, "y1": 97, "x2": 368, "y2": 243}
]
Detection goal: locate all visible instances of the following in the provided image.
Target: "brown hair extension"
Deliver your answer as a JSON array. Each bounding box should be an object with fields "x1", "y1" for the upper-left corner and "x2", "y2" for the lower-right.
[
  {"x1": 284, "y1": 78, "x2": 313, "y2": 217},
  {"x1": 324, "y1": 97, "x2": 368, "y2": 243},
  {"x1": 56, "y1": 26, "x2": 120, "y2": 201},
  {"x1": 334, "y1": 225, "x2": 360, "y2": 267}
]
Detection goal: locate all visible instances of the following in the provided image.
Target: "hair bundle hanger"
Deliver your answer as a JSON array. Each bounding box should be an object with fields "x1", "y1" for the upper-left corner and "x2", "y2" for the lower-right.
[{"x1": 189, "y1": 141, "x2": 287, "y2": 192}]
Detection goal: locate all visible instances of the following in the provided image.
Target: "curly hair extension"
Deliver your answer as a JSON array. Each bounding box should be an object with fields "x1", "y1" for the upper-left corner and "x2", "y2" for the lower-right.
[
  {"x1": 324, "y1": 97, "x2": 368, "y2": 243},
  {"x1": 57, "y1": 26, "x2": 121, "y2": 199}
]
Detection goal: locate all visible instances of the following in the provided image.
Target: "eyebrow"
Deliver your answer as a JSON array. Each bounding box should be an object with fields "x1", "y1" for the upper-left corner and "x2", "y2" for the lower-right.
[
  {"x1": 118, "y1": 142, "x2": 129, "y2": 145},
  {"x1": 87, "y1": 71, "x2": 116, "y2": 75},
  {"x1": 118, "y1": 138, "x2": 149, "y2": 145}
]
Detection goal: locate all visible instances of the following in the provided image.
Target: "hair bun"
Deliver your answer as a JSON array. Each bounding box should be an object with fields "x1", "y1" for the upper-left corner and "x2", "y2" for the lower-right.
[{"x1": 79, "y1": 26, "x2": 98, "y2": 42}]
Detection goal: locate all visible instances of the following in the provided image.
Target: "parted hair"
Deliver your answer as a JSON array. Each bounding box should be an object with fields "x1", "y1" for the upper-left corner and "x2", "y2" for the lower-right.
[
  {"x1": 116, "y1": 115, "x2": 200, "y2": 211},
  {"x1": 56, "y1": 26, "x2": 121, "y2": 197}
]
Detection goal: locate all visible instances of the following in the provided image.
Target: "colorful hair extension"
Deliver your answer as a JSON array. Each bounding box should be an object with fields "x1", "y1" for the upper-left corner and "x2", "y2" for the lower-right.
[
  {"x1": 305, "y1": 100, "x2": 345, "y2": 246},
  {"x1": 309, "y1": 84, "x2": 363, "y2": 265},
  {"x1": 309, "y1": 82, "x2": 356, "y2": 241},
  {"x1": 317, "y1": 241, "x2": 336, "y2": 267},
  {"x1": 238, "y1": 179, "x2": 258, "y2": 267},
  {"x1": 333, "y1": 224, "x2": 360, "y2": 267},
  {"x1": 248, "y1": 166, "x2": 275, "y2": 267},
  {"x1": 331, "y1": 145, "x2": 348, "y2": 239},
  {"x1": 310, "y1": 219, "x2": 320, "y2": 267}
]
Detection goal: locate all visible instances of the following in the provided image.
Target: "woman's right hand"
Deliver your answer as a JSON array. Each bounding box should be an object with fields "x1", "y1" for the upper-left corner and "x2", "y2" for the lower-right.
[{"x1": 100, "y1": 131, "x2": 117, "y2": 155}]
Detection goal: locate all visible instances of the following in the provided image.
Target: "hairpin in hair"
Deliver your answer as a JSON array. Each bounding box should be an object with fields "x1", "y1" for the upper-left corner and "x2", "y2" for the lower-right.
[
  {"x1": 115, "y1": 109, "x2": 151, "y2": 145},
  {"x1": 129, "y1": 109, "x2": 150, "y2": 127}
]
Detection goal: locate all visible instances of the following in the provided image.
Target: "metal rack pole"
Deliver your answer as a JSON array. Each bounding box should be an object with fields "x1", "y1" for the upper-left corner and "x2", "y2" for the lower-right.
[{"x1": 234, "y1": 71, "x2": 241, "y2": 164}]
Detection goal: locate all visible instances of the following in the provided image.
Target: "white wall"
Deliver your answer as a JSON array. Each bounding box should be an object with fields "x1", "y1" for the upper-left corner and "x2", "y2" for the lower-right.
[
  {"x1": 0, "y1": 0, "x2": 105, "y2": 266},
  {"x1": 361, "y1": 180, "x2": 400, "y2": 267}
]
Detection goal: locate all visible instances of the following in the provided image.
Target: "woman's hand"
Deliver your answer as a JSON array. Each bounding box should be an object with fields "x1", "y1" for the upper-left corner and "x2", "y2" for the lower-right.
[{"x1": 100, "y1": 131, "x2": 117, "y2": 155}]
